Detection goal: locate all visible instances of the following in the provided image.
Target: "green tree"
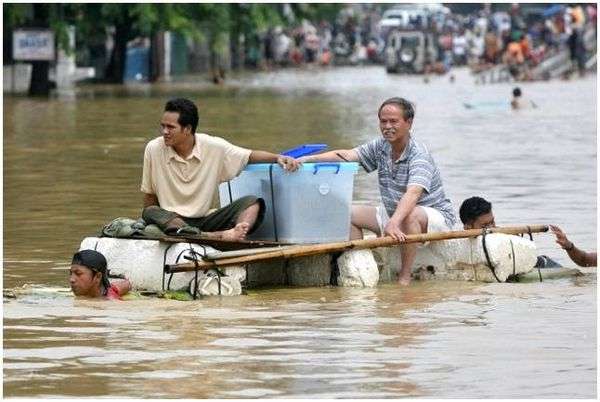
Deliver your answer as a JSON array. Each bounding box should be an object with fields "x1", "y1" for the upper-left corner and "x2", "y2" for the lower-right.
[
  {"x1": 230, "y1": 4, "x2": 285, "y2": 69},
  {"x1": 291, "y1": 3, "x2": 343, "y2": 23},
  {"x1": 4, "y1": 3, "x2": 346, "y2": 93}
]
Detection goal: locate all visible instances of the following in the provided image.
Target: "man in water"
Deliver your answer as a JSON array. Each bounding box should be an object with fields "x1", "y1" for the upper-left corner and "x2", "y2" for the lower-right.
[
  {"x1": 459, "y1": 196, "x2": 561, "y2": 268},
  {"x1": 141, "y1": 98, "x2": 300, "y2": 241},
  {"x1": 459, "y1": 196, "x2": 495, "y2": 230},
  {"x1": 299, "y1": 97, "x2": 456, "y2": 285},
  {"x1": 69, "y1": 249, "x2": 130, "y2": 299},
  {"x1": 511, "y1": 87, "x2": 537, "y2": 109},
  {"x1": 550, "y1": 225, "x2": 597, "y2": 267}
]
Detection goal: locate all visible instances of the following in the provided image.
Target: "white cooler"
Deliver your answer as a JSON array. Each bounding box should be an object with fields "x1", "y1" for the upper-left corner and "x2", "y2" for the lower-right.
[{"x1": 219, "y1": 162, "x2": 359, "y2": 243}]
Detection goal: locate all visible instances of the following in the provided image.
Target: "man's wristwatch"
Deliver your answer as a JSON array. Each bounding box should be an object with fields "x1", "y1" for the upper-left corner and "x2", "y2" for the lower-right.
[{"x1": 564, "y1": 242, "x2": 575, "y2": 251}]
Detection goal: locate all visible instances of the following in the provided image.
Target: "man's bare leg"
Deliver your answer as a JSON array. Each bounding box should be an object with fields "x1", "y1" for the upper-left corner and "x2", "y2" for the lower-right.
[
  {"x1": 350, "y1": 205, "x2": 381, "y2": 240},
  {"x1": 164, "y1": 216, "x2": 187, "y2": 232},
  {"x1": 236, "y1": 202, "x2": 260, "y2": 228},
  {"x1": 219, "y1": 222, "x2": 251, "y2": 241},
  {"x1": 165, "y1": 202, "x2": 260, "y2": 241},
  {"x1": 398, "y1": 207, "x2": 428, "y2": 286},
  {"x1": 215, "y1": 202, "x2": 260, "y2": 241}
]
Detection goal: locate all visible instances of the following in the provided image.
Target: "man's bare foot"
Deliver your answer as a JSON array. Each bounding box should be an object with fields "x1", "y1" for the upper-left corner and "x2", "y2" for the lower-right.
[
  {"x1": 398, "y1": 274, "x2": 411, "y2": 286},
  {"x1": 221, "y1": 222, "x2": 250, "y2": 241}
]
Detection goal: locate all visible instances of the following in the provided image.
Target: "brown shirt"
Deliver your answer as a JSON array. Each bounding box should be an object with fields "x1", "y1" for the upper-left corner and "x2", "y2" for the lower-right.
[{"x1": 141, "y1": 133, "x2": 251, "y2": 218}]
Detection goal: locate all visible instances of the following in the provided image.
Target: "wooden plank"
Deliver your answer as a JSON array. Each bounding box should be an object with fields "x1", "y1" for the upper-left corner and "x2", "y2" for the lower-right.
[{"x1": 203, "y1": 246, "x2": 295, "y2": 260}]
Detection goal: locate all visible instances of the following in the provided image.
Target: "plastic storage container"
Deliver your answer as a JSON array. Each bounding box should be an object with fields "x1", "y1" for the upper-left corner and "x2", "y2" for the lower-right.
[{"x1": 219, "y1": 162, "x2": 359, "y2": 243}]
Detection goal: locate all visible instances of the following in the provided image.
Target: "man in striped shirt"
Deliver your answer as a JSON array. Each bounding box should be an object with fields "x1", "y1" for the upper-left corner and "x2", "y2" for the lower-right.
[{"x1": 300, "y1": 97, "x2": 456, "y2": 285}]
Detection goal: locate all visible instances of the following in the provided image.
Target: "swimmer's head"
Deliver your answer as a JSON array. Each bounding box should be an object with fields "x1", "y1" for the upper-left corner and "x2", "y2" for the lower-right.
[{"x1": 513, "y1": 87, "x2": 522, "y2": 97}]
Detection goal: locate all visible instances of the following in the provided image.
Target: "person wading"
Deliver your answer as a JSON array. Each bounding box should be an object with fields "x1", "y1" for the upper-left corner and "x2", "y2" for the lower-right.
[
  {"x1": 69, "y1": 250, "x2": 130, "y2": 300},
  {"x1": 459, "y1": 196, "x2": 561, "y2": 268}
]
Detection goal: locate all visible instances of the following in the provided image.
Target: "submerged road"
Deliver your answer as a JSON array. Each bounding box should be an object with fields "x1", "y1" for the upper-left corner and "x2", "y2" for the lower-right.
[{"x1": 3, "y1": 66, "x2": 597, "y2": 398}]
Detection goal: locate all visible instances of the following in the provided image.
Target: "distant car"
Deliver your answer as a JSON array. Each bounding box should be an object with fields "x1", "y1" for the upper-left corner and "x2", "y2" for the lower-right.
[
  {"x1": 378, "y1": 6, "x2": 428, "y2": 34},
  {"x1": 378, "y1": 4, "x2": 450, "y2": 39},
  {"x1": 385, "y1": 30, "x2": 438, "y2": 74}
]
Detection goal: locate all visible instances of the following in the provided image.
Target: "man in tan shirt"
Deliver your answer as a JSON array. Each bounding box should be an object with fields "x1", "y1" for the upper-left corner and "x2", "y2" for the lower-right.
[{"x1": 141, "y1": 98, "x2": 299, "y2": 241}]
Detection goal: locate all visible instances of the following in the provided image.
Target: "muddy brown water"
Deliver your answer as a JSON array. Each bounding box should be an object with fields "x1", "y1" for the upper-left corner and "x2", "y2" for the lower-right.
[{"x1": 3, "y1": 67, "x2": 596, "y2": 397}]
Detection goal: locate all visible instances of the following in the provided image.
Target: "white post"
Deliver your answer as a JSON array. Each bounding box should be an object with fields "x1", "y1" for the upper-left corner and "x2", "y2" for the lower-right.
[
  {"x1": 164, "y1": 31, "x2": 172, "y2": 80},
  {"x1": 55, "y1": 25, "x2": 76, "y2": 90}
]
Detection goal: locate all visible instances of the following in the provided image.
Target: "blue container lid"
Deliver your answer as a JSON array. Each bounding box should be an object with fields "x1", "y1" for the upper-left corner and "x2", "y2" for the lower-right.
[{"x1": 280, "y1": 144, "x2": 328, "y2": 158}]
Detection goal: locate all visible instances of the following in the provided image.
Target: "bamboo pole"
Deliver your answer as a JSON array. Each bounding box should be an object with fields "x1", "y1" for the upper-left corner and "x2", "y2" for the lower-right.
[
  {"x1": 166, "y1": 224, "x2": 548, "y2": 273},
  {"x1": 203, "y1": 246, "x2": 296, "y2": 260}
]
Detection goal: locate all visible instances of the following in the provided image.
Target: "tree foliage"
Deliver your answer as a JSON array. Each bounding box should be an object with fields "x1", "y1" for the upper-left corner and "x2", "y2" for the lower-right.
[{"x1": 3, "y1": 3, "x2": 345, "y2": 87}]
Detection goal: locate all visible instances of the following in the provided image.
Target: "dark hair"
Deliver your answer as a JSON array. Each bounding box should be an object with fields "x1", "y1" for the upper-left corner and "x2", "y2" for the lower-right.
[
  {"x1": 72, "y1": 249, "x2": 111, "y2": 292},
  {"x1": 512, "y1": 87, "x2": 522, "y2": 97},
  {"x1": 459, "y1": 196, "x2": 492, "y2": 225},
  {"x1": 378, "y1": 97, "x2": 415, "y2": 121},
  {"x1": 164, "y1": 98, "x2": 199, "y2": 134}
]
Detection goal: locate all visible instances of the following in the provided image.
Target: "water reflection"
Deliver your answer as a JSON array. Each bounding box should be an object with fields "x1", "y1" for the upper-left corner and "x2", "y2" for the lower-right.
[
  {"x1": 4, "y1": 282, "x2": 480, "y2": 398},
  {"x1": 4, "y1": 276, "x2": 595, "y2": 398}
]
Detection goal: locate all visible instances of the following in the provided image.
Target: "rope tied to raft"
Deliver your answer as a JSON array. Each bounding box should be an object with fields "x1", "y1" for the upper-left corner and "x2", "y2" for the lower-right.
[
  {"x1": 165, "y1": 245, "x2": 201, "y2": 292},
  {"x1": 209, "y1": 268, "x2": 224, "y2": 296},
  {"x1": 187, "y1": 244, "x2": 207, "y2": 300},
  {"x1": 481, "y1": 228, "x2": 502, "y2": 283},
  {"x1": 518, "y1": 226, "x2": 534, "y2": 241},
  {"x1": 162, "y1": 243, "x2": 174, "y2": 292},
  {"x1": 525, "y1": 225, "x2": 543, "y2": 282},
  {"x1": 518, "y1": 227, "x2": 543, "y2": 282},
  {"x1": 184, "y1": 244, "x2": 227, "y2": 299},
  {"x1": 509, "y1": 238, "x2": 516, "y2": 277},
  {"x1": 162, "y1": 243, "x2": 210, "y2": 299}
]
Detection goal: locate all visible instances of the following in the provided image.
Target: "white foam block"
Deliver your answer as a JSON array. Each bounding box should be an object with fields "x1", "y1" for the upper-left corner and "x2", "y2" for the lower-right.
[{"x1": 79, "y1": 237, "x2": 245, "y2": 292}]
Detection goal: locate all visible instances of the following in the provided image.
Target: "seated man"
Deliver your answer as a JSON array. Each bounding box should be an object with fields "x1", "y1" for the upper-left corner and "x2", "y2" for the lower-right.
[
  {"x1": 300, "y1": 97, "x2": 456, "y2": 285},
  {"x1": 70, "y1": 250, "x2": 130, "y2": 299},
  {"x1": 459, "y1": 196, "x2": 560, "y2": 268},
  {"x1": 550, "y1": 225, "x2": 597, "y2": 267},
  {"x1": 141, "y1": 98, "x2": 299, "y2": 241}
]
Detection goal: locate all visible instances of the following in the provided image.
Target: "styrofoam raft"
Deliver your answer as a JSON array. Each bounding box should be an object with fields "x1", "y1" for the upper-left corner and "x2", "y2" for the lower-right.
[
  {"x1": 79, "y1": 237, "x2": 246, "y2": 292},
  {"x1": 337, "y1": 249, "x2": 379, "y2": 287},
  {"x1": 377, "y1": 233, "x2": 538, "y2": 282}
]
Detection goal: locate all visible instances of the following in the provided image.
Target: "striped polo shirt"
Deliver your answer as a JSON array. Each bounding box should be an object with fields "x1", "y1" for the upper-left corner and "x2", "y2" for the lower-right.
[{"x1": 355, "y1": 137, "x2": 456, "y2": 227}]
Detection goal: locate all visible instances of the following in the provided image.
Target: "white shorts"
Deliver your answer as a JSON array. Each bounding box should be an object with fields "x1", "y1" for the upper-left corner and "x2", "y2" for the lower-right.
[{"x1": 376, "y1": 204, "x2": 450, "y2": 244}]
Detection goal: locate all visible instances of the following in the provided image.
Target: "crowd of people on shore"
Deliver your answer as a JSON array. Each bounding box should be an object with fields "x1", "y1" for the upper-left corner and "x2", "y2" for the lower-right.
[
  {"x1": 254, "y1": 10, "x2": 383, "y2": 69},
  {"x1": 464, "y1": 3, "x2": 596, "y2": 80},
  {"x1": 250, "y1": 3, "x2": 596, "y2": 81}
]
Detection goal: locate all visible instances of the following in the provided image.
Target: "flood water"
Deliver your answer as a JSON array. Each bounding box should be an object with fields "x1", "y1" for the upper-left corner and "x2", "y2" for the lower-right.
[{"x1": 3, "y1": 66, "x2": 597, "y2": 398}]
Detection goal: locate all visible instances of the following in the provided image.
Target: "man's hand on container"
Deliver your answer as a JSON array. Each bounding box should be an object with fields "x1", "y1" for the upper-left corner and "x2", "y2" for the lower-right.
[{"x1": 277, "y1": 155, "x2": 300, "y2": 172}]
